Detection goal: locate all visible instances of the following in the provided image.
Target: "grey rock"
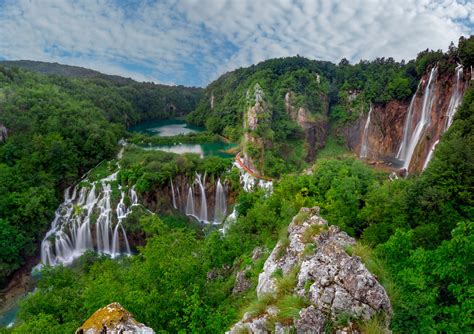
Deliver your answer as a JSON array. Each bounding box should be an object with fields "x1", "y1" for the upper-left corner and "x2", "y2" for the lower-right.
[
  {"x1": 228, "y1": 207, "x2": 392, "y2": 334},
  {"x1": 233, "y1": 265, "x2": 252, "y2": 294}
]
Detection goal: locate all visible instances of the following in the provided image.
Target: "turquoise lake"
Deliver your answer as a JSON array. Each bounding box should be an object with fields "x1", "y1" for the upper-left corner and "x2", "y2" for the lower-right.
[{"x1": 129, "y1": 119, "x2": 235, "y2": 158}]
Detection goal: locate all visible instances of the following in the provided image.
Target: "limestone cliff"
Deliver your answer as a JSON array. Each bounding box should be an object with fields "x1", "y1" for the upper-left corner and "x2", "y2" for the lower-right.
[
  {"x1": 242, "y1": 83, "x2": 270, "y2": 174},
  {"x1": 285, "y1": 91, "x2": 329, "y2": 161},
  {"x1": 227, "y1": 207, "x2": 392, "y2": 334},
  {"x1": 346, "y1": 64, "x2": 470, "y2": 173},
  {"x1": 76, "y1": 303, "x2": 154, "y2": 334}
]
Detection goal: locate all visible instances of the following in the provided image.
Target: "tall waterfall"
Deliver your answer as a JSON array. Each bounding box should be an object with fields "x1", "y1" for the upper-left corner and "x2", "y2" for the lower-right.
[
  {"x1": 176, "y1": 173, "x2": 229, "y2": 224},
  {"x1": 214, "y1": 179, "x2": 227, "y2": 223},
  {"x1": 396, "y1": 87, "x2": 418, "y2": 160},
  {"x1": 422, "y1": 140, "x2": 439, "y2": 170},
  {"x1": 399, "y1": 66, "x2": 438, "y2": 170},
  {"x1": 40, "y1": 171, "x2": 136, "y2": 266},
  {"x1": 360, "y1": 104, "x2": 373, "y2": 159},
  {"x1": 196, "y1": 174, "x2": 208, "y2": 222},
  {"x1": 170, "y1": 178, "x2": 177, "y2": 209},
  {"x1": 445, "y1": 65, "x2": 464, "y2": 130}
]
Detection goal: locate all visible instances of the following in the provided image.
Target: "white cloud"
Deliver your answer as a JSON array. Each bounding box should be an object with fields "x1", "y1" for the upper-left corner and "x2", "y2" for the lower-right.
[{"x1": 0, "y1": 0, "x2": 472, "y2": 86}]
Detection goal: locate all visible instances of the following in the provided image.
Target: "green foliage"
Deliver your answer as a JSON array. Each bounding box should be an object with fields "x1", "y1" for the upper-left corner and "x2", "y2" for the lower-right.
[{"x1": 458, "y1": 35, "x2": 474, "y2": 67}]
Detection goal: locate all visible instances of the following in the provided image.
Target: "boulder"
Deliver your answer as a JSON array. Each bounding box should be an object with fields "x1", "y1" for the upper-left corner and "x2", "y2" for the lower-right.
[{"x1": 76, "y1": 302, "x2": 154, "y2": 334}]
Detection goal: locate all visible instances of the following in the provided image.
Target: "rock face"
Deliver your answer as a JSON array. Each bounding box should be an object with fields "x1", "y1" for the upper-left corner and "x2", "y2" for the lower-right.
[
  {"x1": 242, "y1": 83, "x2": 270, "y2": 174},
  {"x1": 345, "y1": 65, "x2": 470, "y2": 173},
  {"x1": 227, "y1": 207, "x2": 392, "y2": 333},
  {"x1": 285, "y1": 91, "x2": 329, "y2": 161},
  {"x1": 76, "y1": 303, "x2": 155, "y2": 334}
]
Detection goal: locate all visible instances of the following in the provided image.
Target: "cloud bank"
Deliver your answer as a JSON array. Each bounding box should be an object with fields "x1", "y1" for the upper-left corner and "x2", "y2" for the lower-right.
[{"x1": 0, "y1": 0, "x2": 472, "y2": 86}]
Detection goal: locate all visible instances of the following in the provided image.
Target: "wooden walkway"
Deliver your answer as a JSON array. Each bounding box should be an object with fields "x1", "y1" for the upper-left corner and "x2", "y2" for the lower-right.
[{"x1": 235, "y1": 152, "x2": 273, "y2": 181}]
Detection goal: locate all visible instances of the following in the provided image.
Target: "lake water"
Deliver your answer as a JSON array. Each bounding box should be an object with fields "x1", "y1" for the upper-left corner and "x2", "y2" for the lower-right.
[{"x1": 130, "y1": 119, "x2": 235, "y2": 158}]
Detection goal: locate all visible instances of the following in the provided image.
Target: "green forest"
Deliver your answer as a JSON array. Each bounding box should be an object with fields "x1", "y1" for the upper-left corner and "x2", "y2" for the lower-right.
[{"x1": 0, "y1": 35, "x2": 473, "y2": 333}]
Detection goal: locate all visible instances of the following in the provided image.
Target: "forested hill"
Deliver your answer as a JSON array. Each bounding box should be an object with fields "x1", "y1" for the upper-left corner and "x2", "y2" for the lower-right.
[
  {"x1": 0, "y1": 60, "x2": 203, "y2": 126},
  {"x1": 0, "y1": 60, "x2": 131, "y2": 83}
]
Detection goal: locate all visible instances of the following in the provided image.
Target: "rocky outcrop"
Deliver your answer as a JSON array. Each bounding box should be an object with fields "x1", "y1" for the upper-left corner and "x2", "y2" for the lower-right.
[
  {"x1": 227, "y1": 207, "x2": 392, "y2": 333},
  {"x1": 285, "y1": 92, "x2": 329, "y2": 161},
  {"x1": 76, "y1": 303, "x2": 154, "y2": 334},
  {"x1": 242, "y1": 83, "x2": 270, "y2": 174}
]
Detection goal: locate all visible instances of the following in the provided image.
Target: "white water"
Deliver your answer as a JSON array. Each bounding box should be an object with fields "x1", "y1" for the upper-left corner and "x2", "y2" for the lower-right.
[
  {"x1": 399, "y1": 66, "x2": 438, "y2": 170},
  {"x1": 170, "y1": 178, "x2": 177, "y2": 209},
  {"x1": 233, "y1": 161, "x2": 273, "y2": 193},
  {"x1": 396, "y1": 89, "x2": 418, "y2": 160},
  {"x1": 40, "y1": 171, "x2": 138, "y2": 266},
  {"x1": 360, "y1": 104, "x2": 373, "y2": 159},
  {"x1": 422, "y1": 140, "x2": 439, "y2": 170},
  {"x1": 445, "y1": 65, "x2": 464, "y2": 130},
  {"x1": 214, "y1": 179, "x2": 227, "y2": 223}
]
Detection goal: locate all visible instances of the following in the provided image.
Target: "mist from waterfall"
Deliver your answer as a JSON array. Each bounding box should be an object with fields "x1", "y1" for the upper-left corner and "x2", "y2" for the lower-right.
[
  {"x1": 360, "y1": 104, "x2": 373, "y2": 159},
  {"x1": 40, "y1": 171, "x2": 137, "y2": 267},
  {"x1": 398, "y1": 66, "x2": 438, "y2": 170}
]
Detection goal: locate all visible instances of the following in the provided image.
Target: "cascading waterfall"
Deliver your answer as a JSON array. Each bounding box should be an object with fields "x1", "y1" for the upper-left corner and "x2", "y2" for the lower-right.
[
  {"x1": 445, "y1": 64, "x2": 464, "y2": 130},
  {"x1": 214, "y1": 179, "x2": 227, "y2": 223},
  {"x1": 185, "y1": 186, "x2": 195, "y2": 217},
  {"x1": 40, "y1": 171, "x2": 137, "y2": 266},
  {"x1": 360, "y1": 104, "x2": 373, "y2": 159},
  {"x1": 399, "y1": 66, "x2": 438, "y2": 170},
  {"x1": 422, "y1": 140, "x2": 439, "y2": 170},
  {"x1": 170, "y1": 178, "x2": 177, "y2": 209},
  {"x1": 195, "y1": 173, "x2": 208, "y2": 222},
  {"x1": 396, "y1": 89, "x2": 418, "y2": 160}
]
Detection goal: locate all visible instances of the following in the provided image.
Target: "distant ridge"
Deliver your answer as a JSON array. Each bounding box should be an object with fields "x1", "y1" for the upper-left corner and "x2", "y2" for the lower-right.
[{"x1": 0, "y1": 60, "x2": 148, "y2": 86}]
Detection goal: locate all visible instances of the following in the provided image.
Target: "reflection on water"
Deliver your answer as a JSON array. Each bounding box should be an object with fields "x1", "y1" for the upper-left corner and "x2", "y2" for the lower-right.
[
  {"x1": 129, "y1": 119, "x2": 203, "y2": 137},
  {"x1": 144, "y1": 144, "x2": 204, "y2": 157},
  {"x1": 147, "y1": 123, "x2": 198, "y2": 136},
  {"x1": 131, "y1": 119, "x2": 235, "y2": 158}
]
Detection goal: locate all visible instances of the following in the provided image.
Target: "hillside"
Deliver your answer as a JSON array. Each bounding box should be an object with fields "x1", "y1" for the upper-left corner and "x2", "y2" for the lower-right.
[{"x1": 188, "y1": 36, "x2": 474, "y2": 177}]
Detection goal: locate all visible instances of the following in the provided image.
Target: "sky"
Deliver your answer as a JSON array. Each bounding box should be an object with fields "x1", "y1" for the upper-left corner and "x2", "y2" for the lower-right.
[{"x1": 0, "y1": 0, "x2": 473, "y2": 87}]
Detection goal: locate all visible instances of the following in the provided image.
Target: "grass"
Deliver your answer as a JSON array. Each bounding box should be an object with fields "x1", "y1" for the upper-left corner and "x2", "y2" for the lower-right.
[
  {"x1": 302, "y1": 243, "x2": 316, "y2": 257},
  {"x1": 274, "y1": 295, "x2": 308, "y2": 325},
  {"x1": 243, "y1": 293, "x2": 276, "y2": 319},
  {"x1": 345, "y1": 242, "x2": 400, "y2": 307},
  {"x1": 275, "y1": 265, "x2": 300, "y2": 296},
  {"x1": 293, "y1": 210, "x2": 310, "y2": 225},
  {"x1": 302, "y1": 224, "x2": 327, "y2": 244},
  {"x1": 356, "y1": 314, "x2": 388, "y2": 334},
  {"x1": 276, "y1": 227, "x2": 290, "y2": 259}
]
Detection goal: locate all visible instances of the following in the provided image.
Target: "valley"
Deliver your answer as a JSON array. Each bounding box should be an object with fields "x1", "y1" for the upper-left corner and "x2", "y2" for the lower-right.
[{"x1": 0, "y1": 35, "x2": 473, "y2": 333}]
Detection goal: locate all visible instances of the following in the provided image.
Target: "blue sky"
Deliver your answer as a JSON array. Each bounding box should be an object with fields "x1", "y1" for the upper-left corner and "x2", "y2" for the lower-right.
[{"x1": 0, "y1": 0, "x2": 473, "y2": 87}]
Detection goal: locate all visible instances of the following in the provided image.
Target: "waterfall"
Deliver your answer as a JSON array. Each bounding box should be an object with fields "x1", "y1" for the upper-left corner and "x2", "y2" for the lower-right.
[
  {"x1": 360, "y1": 104, "x2": 373, "y2": 159},
  {"x1": 445, "y1": 65, "x2": 464, "y2": 130},
  {"x1": 170, "y1": 178, "x2": 177, "y2": 209},
  {"x1": 185, "y1": 186, "x2": 195, "y2": 217},
  {"x1": 214, "y1": 178, "x2": 227, "y2": 223},
  {"x1": 396, "y1": 87, "x2": 419, "y2": 160},
  {"x1": 399, "y1": 66, "x2": 438, "y2": 170},
  {"x1": 40, "y1": 171, "x2": 136, "y2": 266},
  {"x1": 195, "y1": 173, "x2": 208, "y2": 222},
  {"x1": 422, "y1": 139, "x2": 439, "y2": 171}
]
